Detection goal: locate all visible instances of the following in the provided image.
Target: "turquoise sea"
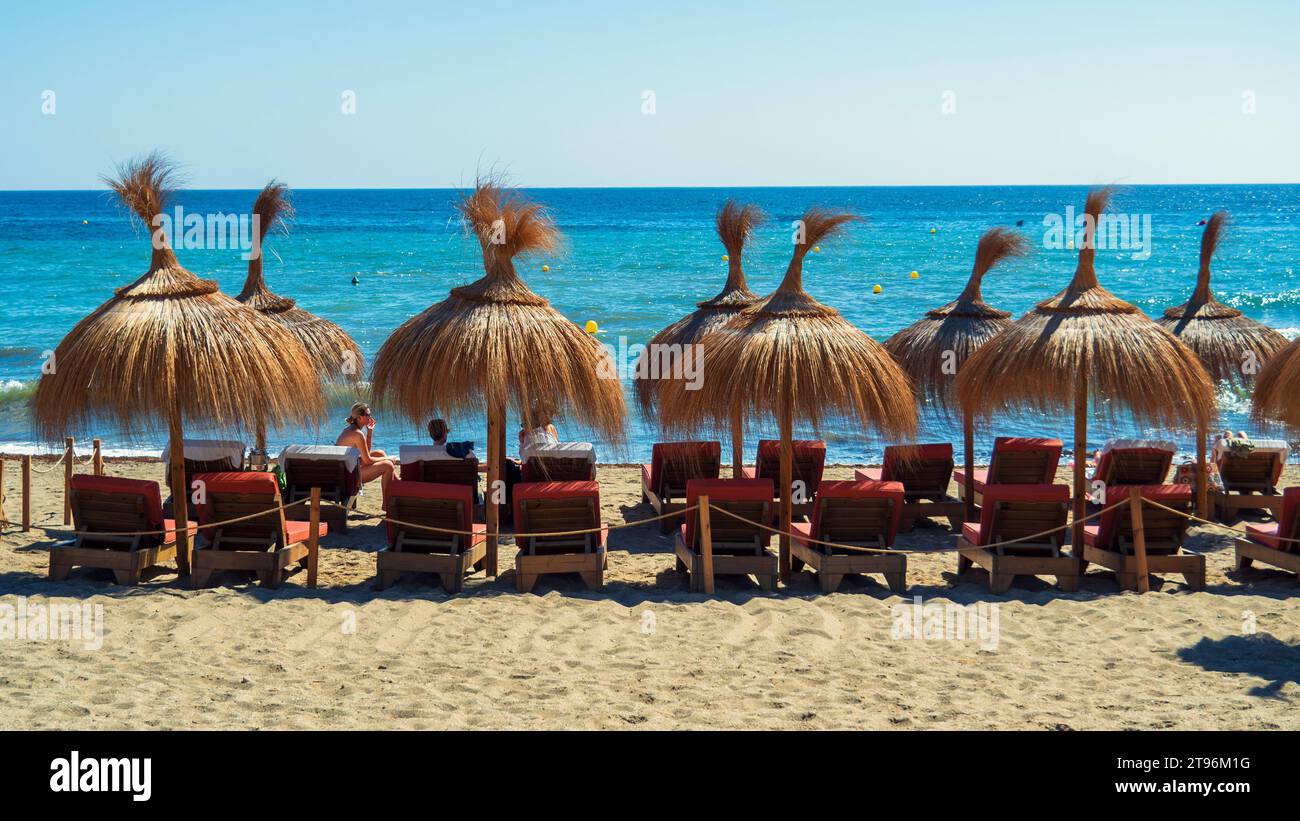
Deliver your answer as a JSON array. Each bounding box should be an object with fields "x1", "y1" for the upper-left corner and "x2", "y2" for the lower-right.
[{"x1": 2, "y1": 185, "x2": 1298, "y2": 462}]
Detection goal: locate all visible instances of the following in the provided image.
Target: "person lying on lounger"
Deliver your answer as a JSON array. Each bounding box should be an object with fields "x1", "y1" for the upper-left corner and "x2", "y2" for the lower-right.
[{"x1": 337, "y1": 402, "x2": 396, "y2": 491}]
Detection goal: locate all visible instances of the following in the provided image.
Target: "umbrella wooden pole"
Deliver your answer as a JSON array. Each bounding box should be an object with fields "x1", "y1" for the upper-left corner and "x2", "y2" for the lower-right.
[
  {"x1": 255, "y1": 419, "x2": 268, "y2": 454},
  {"x1": 778, "y1": 406, "x2": 793, "y2": 583},
  {"x1": 168, "y1": 409, "x2": 191, "y2": 576},
  {"x1": 63, "y1": 437, "x2": 73, "y2": 525},
  {"x1": 1072, "y1": 380, "x2": 1087, "y2": 561},
  {"x1": 963, "y1": 412, "x2": 976, "y2": 522},
  {"x1": 22, "y1": 455, "x2": 31, "y2": 532},
  {"x1": 1128, "y1": 487, "x2": 1150, "y2": 593},
  {"x1": 1196, "y1": 421, "x2": 1208, "y2": 519},
  {"x1": 731, "y1": 406, "x2": 744, "y2": 477},
  {"x1": 485, "y1": 402, "x2": 503, "y2": 578}
]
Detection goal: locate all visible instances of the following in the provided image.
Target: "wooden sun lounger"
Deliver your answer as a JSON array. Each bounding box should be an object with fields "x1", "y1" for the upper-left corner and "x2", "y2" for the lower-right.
[
  {"x1": 856, "y1": 443, "x2": 963, "y2": 531},
  {"x1": 674, "y1": 478, "x2": 777, "y2": 593},
  {"x1": 1081, "y1": 484, "x2": 1204, "y2": 590},
  {"x1": 513, "y1": 481, "x2": 606, "y2": 593},
  {"x1": 1234, "y1": 487, "x2": 1300, "y2": 582},
  {"x1": 789, "y1": 480, "x2": 906, "y2": 593},
  {"x1": 191, "y1": 472, "x2": 326, "y2": 589},
  {"x1": 49, "y1": 475, "x2": 196, "y2": 585},
  {"x1": 376, "y1": 480, "x2": 486, "y2": 593},
  {"x1": 739, "y1": 439, "x2": 826, "y2": 519},
  {"x1": 640, "y1": 441, "x2": 721, "y2": 533},
  {"x1": 956, "y1": 483, "x2": 1078, "y2": 593},
  {"x1": 1211, "y1": 443, "x2": 1286, "y2": 519},
  {"x1": 281, "y1": 447, "x2": 360, "y2": 533},
  {"x1": 954, "y1": 437, "x2": 1063, "y2": 509}
]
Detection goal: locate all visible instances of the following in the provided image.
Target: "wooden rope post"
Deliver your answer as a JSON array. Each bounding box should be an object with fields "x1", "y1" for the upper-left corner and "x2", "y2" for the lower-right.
[
  {"x1": 306, "y1": 487, "x2": 321, "y2": 588},
  {"x1": 92, "y1": 438, "x2": 103, "y2": 476},
  {"x1": 1128, "y1": 487, "x2": 1150, "y2": 593},
  {"x1": 1195, "y1": 423, "x2": 1208, "y2": 519},
  {"x1": 698, "y1": 494, "x2": 714, "y2": 594},
  {"x1": 63, "y1": 437, "x2": 74, "y2": 525},
  {"x1": 963, "y1": 412, "x2": 976, "y2": 523},
  {"x1": 22, "y1": 455, "x2": 31, "y2": 532}
]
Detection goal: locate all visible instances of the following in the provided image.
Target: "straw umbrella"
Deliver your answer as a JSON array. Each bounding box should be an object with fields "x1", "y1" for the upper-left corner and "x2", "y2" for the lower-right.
[
  {"x1": 370, "y1": 180, "x2": 626, "y2": 577},
  {"x1": 1157, "y1": 211, "x2": 1287, "y2": 516},
  {"x1": 1252, "y1": 336, "x2": 1300, "y2": 428},
  {"x1": 32, "y1": 152, "x2": 327, "y2": 574},
  {"x1": 237, "y1": 181, "x2": 364, "y2": 452},
  {"x1": 956, "y1": 187, "x2": 1216, "y2": 562},
  {"x1": 635, "y1": 200, "x2": 763, "y2": 472},
  {"x1": 886, "y1": 227, "x2": 1029, "y2": 521},
  {"x1": 658, "y1": 208, "x2": 918, "y2": 582}
]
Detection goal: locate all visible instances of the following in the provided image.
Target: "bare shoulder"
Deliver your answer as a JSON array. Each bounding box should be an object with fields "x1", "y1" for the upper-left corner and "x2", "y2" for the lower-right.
[{"x1": 335, "y1": 427, "x2": 363, "y2": 448}]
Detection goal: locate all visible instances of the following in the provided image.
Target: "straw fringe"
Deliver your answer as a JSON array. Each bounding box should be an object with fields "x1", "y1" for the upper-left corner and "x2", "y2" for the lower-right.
[
  {"x1": 34, "y1": 154, "x2": 328, "y2": 439},
  {"x1": 371, "y1": 179, "x2": 626, "y2": 440},
  {"x1": 1252, "y1": 336, "x2": 1300, "y2": 427},
  {"x1": 956, "y1": 188, "x2": 1216, "y2": 430}
]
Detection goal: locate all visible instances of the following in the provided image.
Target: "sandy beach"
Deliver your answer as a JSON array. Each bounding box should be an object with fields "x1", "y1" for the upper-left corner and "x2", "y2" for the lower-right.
[{"x1": 0, "y1": 457, "x2": 1295, "y2": 730}]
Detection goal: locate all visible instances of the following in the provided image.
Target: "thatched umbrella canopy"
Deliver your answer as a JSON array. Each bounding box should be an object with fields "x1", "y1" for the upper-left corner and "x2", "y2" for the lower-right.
[
  {"x1": 658, "y1": 208, "x2": 918, "y2": 581},
  {"x1": 634, "y1": 200, "x2": 763, "y2": 472},
  {"x1": 886, "y1": 227, "x2": 1029, "y2": 519},
  {"x1": 32, "y1": 152, "x2": 327, "y2": 574},
  {"x1": 1252, "y1": 336, "x2": 1300, "y2": 428},
  {"x1": 956, "y1": 187, "x2": 1216, "y2": 555},
  {"x1": 370, "y1": 180, "x2": 627, "y2": 575},
  {"x1": 237, "y1": 181, "x2": 364, "y2": 450},
  {"x1": 1157, "y1": 211, "x2": 1288, "y2": 514}
]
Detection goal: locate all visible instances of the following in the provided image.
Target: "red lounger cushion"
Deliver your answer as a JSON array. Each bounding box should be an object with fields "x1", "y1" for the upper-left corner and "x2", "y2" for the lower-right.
[
  {"x1": 951, "y1": 469, "x2": 990, "y2": 493},
  {"x1": 741, "y1": 440, "x2": 827, "y2": 487},
  {"x1": 954, "y1": 437, "x2": 1063, "y2": 491},
  {"x1": 383, "y1": 480, "x2": 476, "y2": 546},
  {"x1": 70, "y1": 474, "x2": 166, "y2": 530},
  {"x1": 793, "y1": 480, "x2": 905, "y2": 547},
  {"x1": 964, "y1": 483, "x2": 1070, "y2": 546},
  {"x1": 1091, "y1": 447, "x2": 1174, "y2": 485},
  {"x1": 1083, "y1": 484, "x2": 1191, "y2": 550},
  {"x1": 679, "y1": 478, "x2": 774, "y2": 549},
  {"x1": 642, "y1": 441, "x2": 721, "y2": 498},
  {"x1": 191, "y1": 471, "x2": 279, "y2": 525},
  {"x1": 160, "y1": 519, "x2": 198, "y2": 545},
  {"x1": 514, "y1": 480, "x2": 604, "y2": 547},
  {"x1": 1245, "y1": 487, "x2": 1300, "y2": 550}
]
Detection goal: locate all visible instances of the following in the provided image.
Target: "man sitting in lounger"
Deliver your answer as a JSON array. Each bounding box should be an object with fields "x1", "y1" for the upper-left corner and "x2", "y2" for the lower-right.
[
  {"x1": 336, "y1": 402, "x2": 397, "y2": 492},
  {"x1": 427, "y1": 418, "x2": 482, "y2": 504}
]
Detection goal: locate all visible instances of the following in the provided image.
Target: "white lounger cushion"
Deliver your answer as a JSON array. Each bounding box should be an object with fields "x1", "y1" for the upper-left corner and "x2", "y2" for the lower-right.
[
  {"x1": 278, "y1": 444, "x2": 360, "y2": 473},
  {"x1": 520, "y1": 441, "x2": 597, "y2": 463},
  {"x1": 400, "y1": 444, "x2": 477, "y2": 463},
  {"x1": 1213, "y1": 438, "x2": 1289, "y2": 463},
  {"x1": 162, "y1": 438, "x2": 245, "y2": 466},
  {"x1": 1101, "y1": 438, "x2": 1176, "y2": 455}
]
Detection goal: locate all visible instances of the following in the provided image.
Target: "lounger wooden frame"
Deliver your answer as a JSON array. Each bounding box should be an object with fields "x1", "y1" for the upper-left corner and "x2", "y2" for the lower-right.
[
  {"x1": 1081, "y1": 497, "x2": 1204, "y2": 591},
  {"x1": 514, "y1": 494, "x2": 605, "y2": 593},
  {"x1": 642, "y1": 448, "x2": 721, "y2": 534},
  {"x1": 49, "y1": 488, "x2": 179, "y2": 585},
  {"x1": 675, "y1": 498, "x2": 777, "y2": 593},
  {"x1": 789, "y1": 495, "x2": 905, "y2": 593},
  {"x1": 283, "y1": 457, "x2": 355, "y2": 533},
  {"x1": 957, "y1": 495, "x2": 1078, "y2": 593},
  {"x1": 192, "y1": 491, "x2": 313, "y2": 589},
  {"x1": 376, "y1": 494, "x2": 486, "y2": 593}
]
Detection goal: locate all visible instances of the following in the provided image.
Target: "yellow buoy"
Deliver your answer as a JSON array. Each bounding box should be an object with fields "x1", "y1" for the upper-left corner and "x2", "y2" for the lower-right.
[
  {"x1": 541, "y1": 264, "x2": 550, "y2": 272},
  {"x1": 721, "y1": 254, "x2": 729, "y2": 262},
  {"x1": 929, "y1": 227, "x2": 936, "y2": 234},
  {"x1": 584, "y1": 320, "x2": 599, "y2": 334},
  {"x1": 812, "y1": 245, "x2": 821, "y2": 253},
  {"x1": 910, "y1": 270, "x2": 919, "y2": 279},
  {"x1": 872, "y1": 284, "x2": 883, "y2": 294}
]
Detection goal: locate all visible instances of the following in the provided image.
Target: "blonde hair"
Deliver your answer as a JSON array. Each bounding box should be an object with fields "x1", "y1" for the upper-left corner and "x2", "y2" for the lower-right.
[{"x1": 347, "y1": 402, "x2": 371, "y2": 427}]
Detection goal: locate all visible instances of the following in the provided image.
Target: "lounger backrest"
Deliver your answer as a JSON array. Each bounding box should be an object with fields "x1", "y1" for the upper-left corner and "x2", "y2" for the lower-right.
[
  {"x1": 383, "y1": 480, "x2": 472, "y2": 551},
  {"x1": 881, "y1": 444, "x2": 954, "y2": 495},
  {"x1": 811, "y1": 480, "x2": 905, "y2": 547},
  {"x1": 648, "y1": 441, "x2": 721, "y2": 499},
  {"x1": 195, "y1": 472, "x2": 286, "y2": 550},
  {"x1": 69, "y1": 475, "x2": 164, "y2": 548},
  {"x1": 976, "y1": 484, "x2": 1069, "y2": 548},
  {"x1": 166, "y1": 439, "x2": 245, "y2": 491},
  {"x1": 1101, "y1": 448, "x2": 1175, "y2": 485},
  {"x1": 988, "y1": 437, "x2": 1062, "y2": 485},
  {"x1": 1094, "y1": 484, "x2": 1191, "y2": 552},
  {"x1": 514, "y1": 480, "x2": 603, "y2": 550},
  {"x1": 753, "y1": 440, "x2": 827, "y2": 496},
  {"x1": 1217, "y1": 450, "x2": 1283, "y2": 492},
  {"x1": 1275, "y1": 487, "x2": 1300, "y2": 552},
  {"x1": 682, "y1": 478, "x2": 773, "y2": 549},
  {"x1": 402, "y1": 457, "x2": 480, "y2": 487}
]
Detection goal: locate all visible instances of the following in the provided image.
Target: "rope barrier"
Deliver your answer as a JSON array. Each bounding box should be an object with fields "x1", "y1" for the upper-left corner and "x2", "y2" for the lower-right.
[
  {"x1": 1141, "y1": 496, "x2": 1300, "y2": 546},
  {"x1": 27, "y1": 450, "x2": 68, "y2": 474},
  {"x1": 22, "y1": 498, "x2": 311, "y2": 538},
  {"x1": 704, "y1": 498, "x2": 1130, "y2": 554},
  {"x1": 350, "y1": 503, "x2": 698, "y2": 539}
]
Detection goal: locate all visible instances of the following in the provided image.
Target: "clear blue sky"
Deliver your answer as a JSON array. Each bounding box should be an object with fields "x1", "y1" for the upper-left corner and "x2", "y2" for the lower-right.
[{"x1": 3, "y1": 0, "x2": 1297, "y2": 188}]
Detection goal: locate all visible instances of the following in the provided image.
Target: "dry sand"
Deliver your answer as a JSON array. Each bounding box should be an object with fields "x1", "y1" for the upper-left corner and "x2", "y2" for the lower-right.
[{"x1": 0, "y1": 456, "x2": 1296, "y2": 730}]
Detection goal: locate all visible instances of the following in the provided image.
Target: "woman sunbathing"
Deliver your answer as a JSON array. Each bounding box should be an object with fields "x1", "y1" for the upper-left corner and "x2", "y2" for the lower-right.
[{"x1": 337, "y1": 402, "x2": 397, "y2": 491}]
